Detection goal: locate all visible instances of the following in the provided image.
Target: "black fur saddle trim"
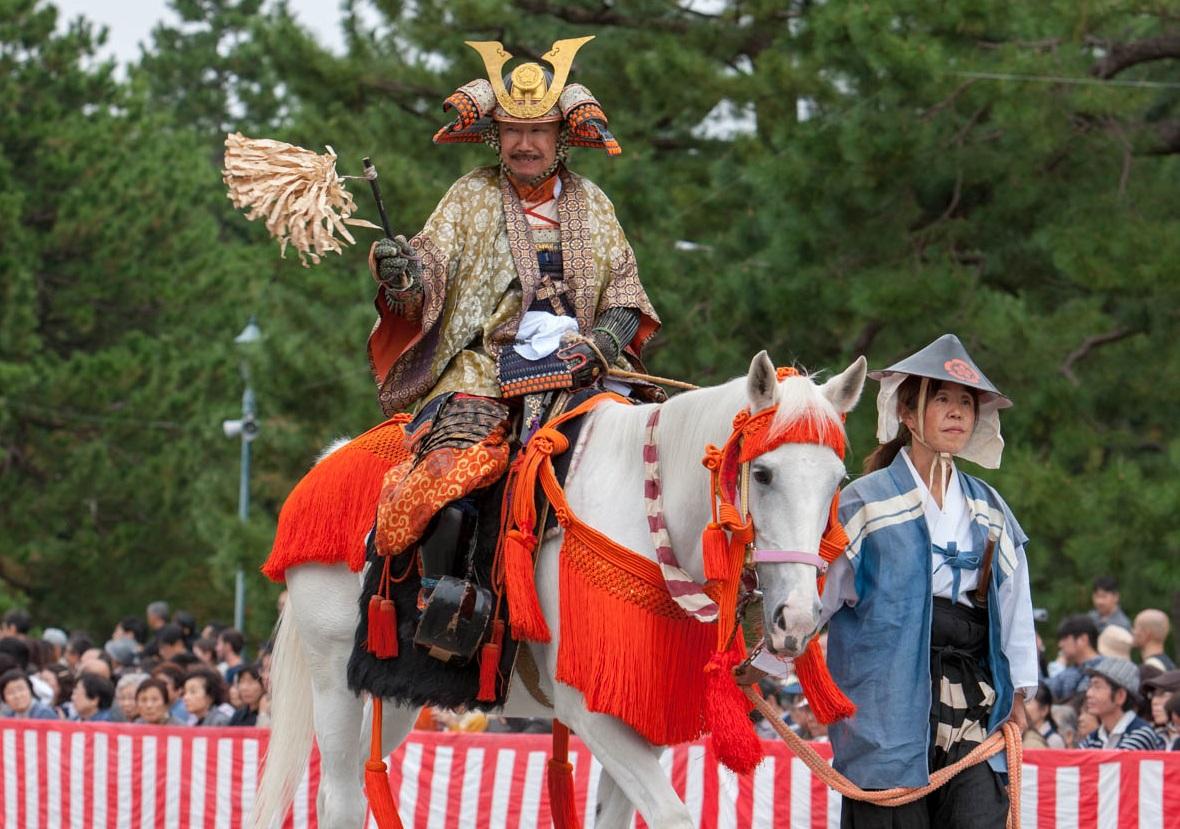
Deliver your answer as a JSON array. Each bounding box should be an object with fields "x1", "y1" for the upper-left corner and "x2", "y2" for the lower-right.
[{"x1": 347, "y1": 478, "x2": 518, "y2": 709}]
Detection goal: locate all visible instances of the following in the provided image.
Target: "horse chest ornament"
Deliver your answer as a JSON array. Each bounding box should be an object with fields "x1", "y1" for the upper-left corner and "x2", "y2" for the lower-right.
[{"x1": 502, "y1": 370, "x2": 855, "y2": 777}]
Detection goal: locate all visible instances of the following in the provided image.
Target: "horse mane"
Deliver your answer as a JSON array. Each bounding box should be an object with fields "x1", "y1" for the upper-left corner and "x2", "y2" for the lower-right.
[{"x1": 766, "y1": 371, "x2": 845, "y2": 447}]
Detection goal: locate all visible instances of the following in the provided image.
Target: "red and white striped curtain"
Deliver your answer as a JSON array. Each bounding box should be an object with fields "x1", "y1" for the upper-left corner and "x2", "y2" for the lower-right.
[{"x1": 1, "y1": 720, "x2": 1177, "y2": 828}]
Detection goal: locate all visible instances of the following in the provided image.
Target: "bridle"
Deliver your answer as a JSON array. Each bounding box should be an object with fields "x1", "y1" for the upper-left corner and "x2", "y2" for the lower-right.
[{"x1": 700, "y1": 368, "x2": 848, "y2": 588}]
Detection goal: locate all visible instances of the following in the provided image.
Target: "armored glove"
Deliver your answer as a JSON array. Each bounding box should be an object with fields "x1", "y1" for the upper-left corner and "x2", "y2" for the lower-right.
[
  {"x1": 558, "y1": 307, "x2": 641, "y2": 388},
  {"x1": 372, "y1": 234, "x2": 424, "y2": 317},
  {"x1": 373, "y1": 235, "x2": 422, "y2": 287}
]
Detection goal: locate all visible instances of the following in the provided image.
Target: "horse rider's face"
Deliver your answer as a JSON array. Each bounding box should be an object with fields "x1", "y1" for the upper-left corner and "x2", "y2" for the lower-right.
[
  {"x1": 903, "y1": 381, "x2": 976, "y2": 455},
  {"x1": 499, "y1": 121, "x2": 560, "y2": 181}
]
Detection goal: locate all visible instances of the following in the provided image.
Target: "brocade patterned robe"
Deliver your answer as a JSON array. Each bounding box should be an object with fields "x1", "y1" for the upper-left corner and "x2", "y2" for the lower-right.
[{"x1": 367, "y1": 165, "x2": 659, "y2": 416}]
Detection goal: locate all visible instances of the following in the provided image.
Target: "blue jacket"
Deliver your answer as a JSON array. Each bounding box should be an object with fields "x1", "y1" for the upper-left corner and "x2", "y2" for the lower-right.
[{"x1": 825, "y1": 452, "x2": 1033, "y2": 788}]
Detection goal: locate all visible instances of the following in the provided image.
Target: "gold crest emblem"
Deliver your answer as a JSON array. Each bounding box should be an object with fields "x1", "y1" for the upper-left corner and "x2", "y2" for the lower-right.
[{"x1": 465, "y1": 36, "x2": 595, "y2": 119}]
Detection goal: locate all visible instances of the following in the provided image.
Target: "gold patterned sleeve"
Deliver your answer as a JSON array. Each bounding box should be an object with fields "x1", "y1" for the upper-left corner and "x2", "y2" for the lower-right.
[{"x1": 601, "y1": 241, "x2": 661, "y2": 356}]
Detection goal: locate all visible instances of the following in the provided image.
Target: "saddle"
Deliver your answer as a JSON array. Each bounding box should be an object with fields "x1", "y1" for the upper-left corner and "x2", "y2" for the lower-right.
[{"x1": 346, "y1": 388, "x2": 615, "y2": 710}]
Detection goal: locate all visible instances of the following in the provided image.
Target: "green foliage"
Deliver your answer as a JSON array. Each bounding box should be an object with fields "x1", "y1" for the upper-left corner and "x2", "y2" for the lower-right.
[{"x1": 2, "y1": 0, "x2": 1178, "y2": 652}]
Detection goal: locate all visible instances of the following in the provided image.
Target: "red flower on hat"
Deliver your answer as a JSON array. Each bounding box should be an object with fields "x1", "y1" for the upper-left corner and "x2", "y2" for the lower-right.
[{"x1": 944, "y1": 358, "x2": 980, "y2": 384}]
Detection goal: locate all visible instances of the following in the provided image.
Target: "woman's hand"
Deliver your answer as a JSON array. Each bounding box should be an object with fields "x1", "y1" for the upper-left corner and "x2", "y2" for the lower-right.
[{"x1": 1008, "y1": 690, "x2": 1028, "y2": 731}]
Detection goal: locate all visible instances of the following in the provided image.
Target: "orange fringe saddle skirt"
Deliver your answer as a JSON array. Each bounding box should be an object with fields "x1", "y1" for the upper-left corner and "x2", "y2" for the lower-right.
[
  {"x1": 555, "y1": 532, "x2": 741, "y2": 747},
  {"x1": 262, "y1": 415, "x2": 412, "y2": 582}
]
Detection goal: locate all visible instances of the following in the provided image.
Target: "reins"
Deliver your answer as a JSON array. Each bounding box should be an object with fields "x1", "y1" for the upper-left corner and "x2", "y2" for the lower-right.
[{"x1": 745, "y1": 685, "x2": 1024, "y2": 826}]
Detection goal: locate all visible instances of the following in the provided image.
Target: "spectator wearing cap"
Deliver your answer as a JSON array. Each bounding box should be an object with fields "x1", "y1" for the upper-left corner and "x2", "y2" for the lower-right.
[
  {"x1": 1098, "y1": 625, "x2": 1134, "y2": 661},
  {"x1": 1133, "y1": 610, "x2": 1175, "y2": 672},
  {"x1": 0, "y1": 670, "x2": 59, "y2": 720},
  {"x1": 1143, "y1": 670, "x2": 1180, "y2": 749},
  {"x1": 1088, "y1": 576, "x2": 1132, "y2": 634},
  {"x1": 71, "y1": 673, "x2": 116, "y2": 722},
  {"x1": 1079, "y1": 657, "x2": 1164, "y2": 750},
  {"x1": 105, "y1": 638, "x2": 139, "y2": 674},
  {"x1": 1047, "y1": 615, "x2": 1102, "y2": 703}
]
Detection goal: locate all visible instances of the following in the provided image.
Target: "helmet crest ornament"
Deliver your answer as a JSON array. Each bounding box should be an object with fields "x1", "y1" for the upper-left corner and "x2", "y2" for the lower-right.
[{"x1": 465, "y1": 36, "x2": 595, "y2": 120}]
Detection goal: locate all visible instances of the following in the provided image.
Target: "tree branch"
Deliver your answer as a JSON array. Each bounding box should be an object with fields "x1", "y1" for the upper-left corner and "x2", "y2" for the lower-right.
[
  {"x1": 1091, "y1": 33, "x2": 1180, "y2": 79},
  {"x1": 510, "y1": 0, "x2": 693, "y2": 33},
  {"x1": 851, "y1": 321, "x2": 883, "y2": 357},
  {"x1": 1060, "y1": 328, "x2": 1134, "y2": 385}
]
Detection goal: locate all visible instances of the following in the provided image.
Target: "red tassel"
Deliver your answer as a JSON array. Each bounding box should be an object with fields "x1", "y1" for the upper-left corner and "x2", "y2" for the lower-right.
[
  {"x1": 476, "y1": 619, "x2": 505, "y2": 702},
  {"x1": 365, "y1": 759, "x2": 404, "y2": 829},
  {"x1": 704, "y1": 649, "x2": 763, "y2": 775},
  {"x1": 366, "y1": 595, "x2": 382, "y2": 655},
  {"x1": 503, "y1": 529, "x2": 551, "y2": 642},
  {"x1": 367, "y1": 595, "x2": 399, "y2": 659},
  {"x1": 548, "y1": 722, "x2": 580, "y2": 829},
  {"x1": 795, "y1": 638, "x2": 856, "y2": 724},
  {"x1": 701, "y1": 522, "x2": 730, "y2": 582},
  {"x1": 365, "y1": 697, "x2": 405, "y2": 829}
]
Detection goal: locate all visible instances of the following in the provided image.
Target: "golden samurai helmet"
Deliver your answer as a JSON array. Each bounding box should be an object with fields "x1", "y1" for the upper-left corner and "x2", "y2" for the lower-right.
[{"x1": 433, "y1": 36, "x2": 621, "y2": 155}]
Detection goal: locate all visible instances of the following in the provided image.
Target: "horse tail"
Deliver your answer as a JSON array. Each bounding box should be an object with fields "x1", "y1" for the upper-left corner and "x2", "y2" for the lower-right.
[{"x1": 250, "y1": 602, "x2": 315, "y2": 829}]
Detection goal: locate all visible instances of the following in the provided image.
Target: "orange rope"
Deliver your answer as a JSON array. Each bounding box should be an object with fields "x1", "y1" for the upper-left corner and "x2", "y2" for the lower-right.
[{"x1": 743, "y1": 686, "x2": 1023, "y2": 826}]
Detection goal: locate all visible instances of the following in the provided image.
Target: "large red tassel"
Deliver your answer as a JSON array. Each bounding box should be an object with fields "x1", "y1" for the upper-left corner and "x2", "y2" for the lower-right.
[
  {"x1": 503, "y1": 529, "x2": 551, "y2": 642},
  {"x1": 365, "y1": 697, "x2": 405, "y2": 829},
  {"x1": 547, "y1": 722, "x2": 580, "y2": 829},
  {"x1": 476, "y1": 619, "x2": 505, "y2": 702},
  {"x1": 795, "y1": 638, "x2": 856, "y2": 724},
  {"x1": 701, "y1": 522, "x2": 730, "y2": 582},
  {"x1": 704, "y1": 649, "x2": 763, "y2": 775}
]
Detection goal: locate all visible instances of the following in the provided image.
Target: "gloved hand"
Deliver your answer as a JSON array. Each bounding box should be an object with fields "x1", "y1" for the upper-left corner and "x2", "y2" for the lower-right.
[
  {"x1": 558, "y1": 337, "x2": 609, "y2": 388},
  {"x1": 372, "y1": 235, "x2": 422, "y2": 291}
]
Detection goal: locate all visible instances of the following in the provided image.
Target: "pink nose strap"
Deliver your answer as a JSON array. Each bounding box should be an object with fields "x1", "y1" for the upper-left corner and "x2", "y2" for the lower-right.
[{"x1": 751, "y1": 549, "x2": 828, "y2": 572}]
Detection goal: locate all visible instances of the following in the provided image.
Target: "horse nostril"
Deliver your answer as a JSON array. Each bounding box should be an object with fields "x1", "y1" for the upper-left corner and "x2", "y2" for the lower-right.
[{"x1": 782, "y1": 635, "x2": 799, "y2": 653}]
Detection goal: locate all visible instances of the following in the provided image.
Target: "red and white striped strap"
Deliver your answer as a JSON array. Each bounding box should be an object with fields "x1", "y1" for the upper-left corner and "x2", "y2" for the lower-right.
[{"x1": 644, "y1": 408, "x2": 720, "y2": 622}]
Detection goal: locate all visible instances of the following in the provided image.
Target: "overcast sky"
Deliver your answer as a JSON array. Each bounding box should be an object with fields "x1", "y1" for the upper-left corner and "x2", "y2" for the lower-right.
[{"x1": 52, "y1": 0, "x2": 349, "y2": 65}]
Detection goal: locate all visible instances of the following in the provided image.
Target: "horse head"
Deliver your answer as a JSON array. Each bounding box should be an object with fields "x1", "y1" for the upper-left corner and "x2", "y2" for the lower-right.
[{"x1": 741, "y1": 351, "x2": 866, "y2": 657}]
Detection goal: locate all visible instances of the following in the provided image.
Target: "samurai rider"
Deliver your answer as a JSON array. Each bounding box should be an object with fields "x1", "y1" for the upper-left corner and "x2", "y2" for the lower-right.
[
  {"x1": 365, "y1": 37, "x2": 660, "y2": 580},
  {"x1": 823, "y1": 335, "x2": 1038, "y2": 829}
]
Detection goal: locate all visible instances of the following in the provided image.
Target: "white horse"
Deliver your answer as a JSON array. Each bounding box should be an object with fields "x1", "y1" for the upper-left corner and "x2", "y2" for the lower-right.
[{"x1": 251, "y1": 352, "x2": 866, "y2": 829}]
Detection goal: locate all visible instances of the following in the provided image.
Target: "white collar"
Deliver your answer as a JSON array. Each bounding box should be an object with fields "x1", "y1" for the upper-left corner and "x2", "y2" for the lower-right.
[{"x1": 901, "y1": 448, "x2": 964, "y2": 511}]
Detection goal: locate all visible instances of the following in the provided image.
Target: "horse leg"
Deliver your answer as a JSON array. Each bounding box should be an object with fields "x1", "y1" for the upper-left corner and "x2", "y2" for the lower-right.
[
  {"x1": 286, "y1": 564, "x2": 369, "y2": 829},
  {"x1": 553, "y1": 686, "x2": 692, "y2": 829},
  {"x1": 594, "y1": 769, "x2": 637, "y2": 829}
]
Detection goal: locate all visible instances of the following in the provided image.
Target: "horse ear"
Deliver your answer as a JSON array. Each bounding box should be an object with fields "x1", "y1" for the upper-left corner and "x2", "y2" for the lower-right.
[
  {"x1": 820, "y1": 355, "x2": 868, "y2": 414},
  {"x1": 746, "y1": 351, "x2": 778, "y2": 410}
]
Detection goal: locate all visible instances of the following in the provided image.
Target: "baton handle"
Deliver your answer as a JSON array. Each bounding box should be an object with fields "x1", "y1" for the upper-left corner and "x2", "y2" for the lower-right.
[{"x1": 362, "y1": 157, "x2": 395, "y2": 239}]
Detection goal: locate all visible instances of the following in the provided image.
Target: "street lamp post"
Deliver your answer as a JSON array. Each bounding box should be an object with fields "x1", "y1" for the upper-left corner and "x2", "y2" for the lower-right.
[{"x1": 223, "y1": 316, "x2": 262, "y2": 631}]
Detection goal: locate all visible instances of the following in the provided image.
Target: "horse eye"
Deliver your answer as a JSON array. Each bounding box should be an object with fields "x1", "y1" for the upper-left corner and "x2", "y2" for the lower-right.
[{"x1": 752, "y1": 467, "x2": 773, "y2": 485}]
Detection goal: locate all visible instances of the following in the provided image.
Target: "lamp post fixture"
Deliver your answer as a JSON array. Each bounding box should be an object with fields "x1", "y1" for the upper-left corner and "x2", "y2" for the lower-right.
[{"x1": 222, "y1": 316, "x2": 262, "y2": 631}]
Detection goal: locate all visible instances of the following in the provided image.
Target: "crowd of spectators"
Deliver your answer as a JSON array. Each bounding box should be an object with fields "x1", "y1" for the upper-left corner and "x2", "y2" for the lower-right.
[
  {"x1": 3, "y1": 576, "x2": 1175, "y2": 753},
  {"x1": 1037, "y1": 576, "x2": 1178, "y2": 751},
  {"x1": 0, "y1": 599, "x2": 272, "y2": 728},
  {"x1": 752, "y1": 576, "x2": 1178, "y2": 752}
]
